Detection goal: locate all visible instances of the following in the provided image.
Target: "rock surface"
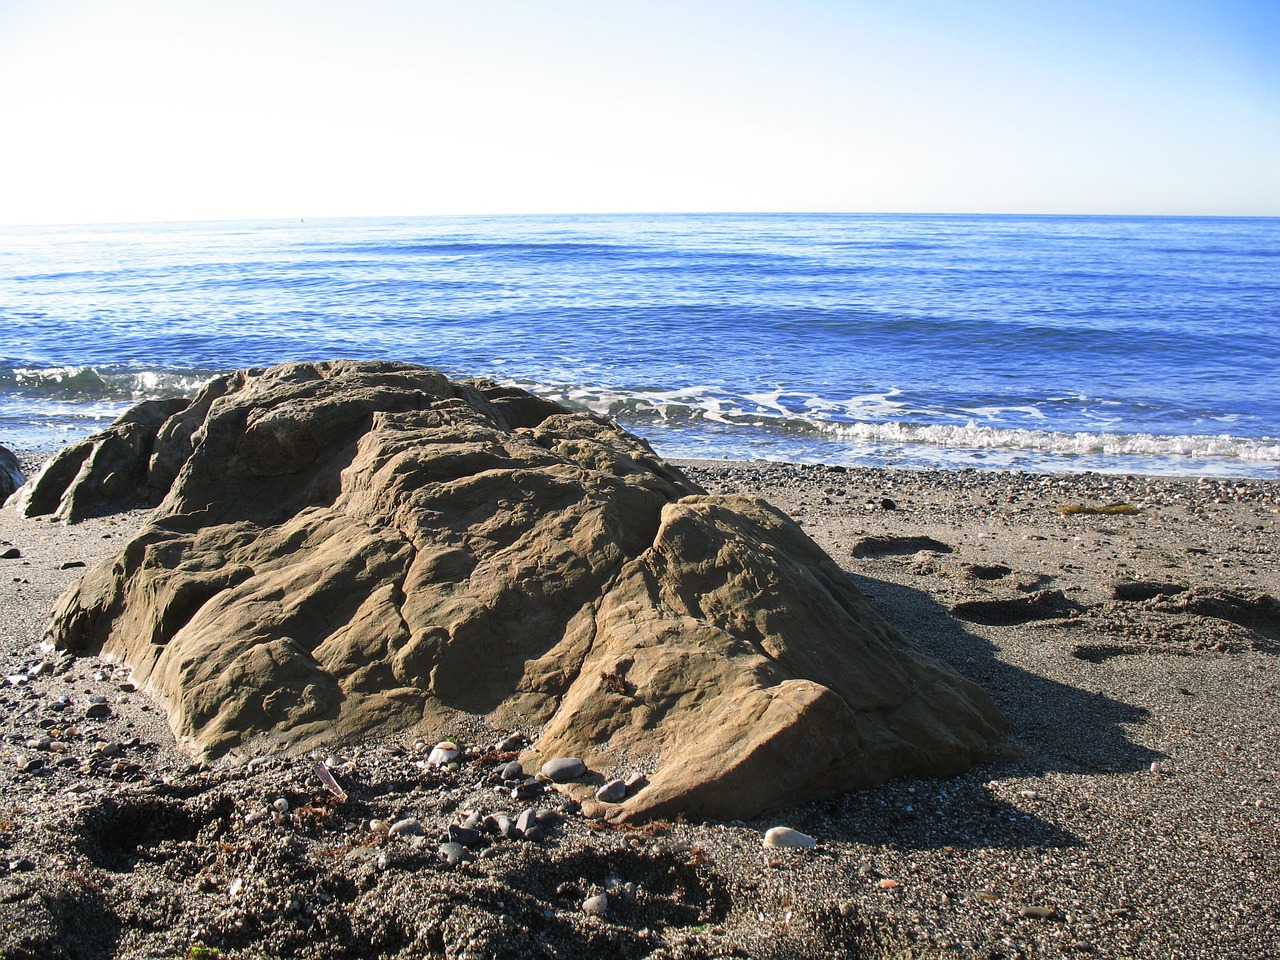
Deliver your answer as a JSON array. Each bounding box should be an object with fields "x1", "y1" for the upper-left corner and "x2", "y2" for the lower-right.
[
  {"x1": 29, "y1": 360, "x2": 1006, "y2": 821},
  {"x1": 0, "y1": 444, "x2": 24, "y2": 501}
]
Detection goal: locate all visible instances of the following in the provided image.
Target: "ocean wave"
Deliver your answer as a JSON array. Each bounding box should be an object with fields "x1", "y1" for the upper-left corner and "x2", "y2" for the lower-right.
[
  {"x1": 2, "y1": 365, "x2": 1276, "y2": 470},
  {"x1": 0, "y1": 365, "x2": 217, "y2": 402},
  {"x1": 541, "y1": 383, "x2": 1280, "y2": 465}
]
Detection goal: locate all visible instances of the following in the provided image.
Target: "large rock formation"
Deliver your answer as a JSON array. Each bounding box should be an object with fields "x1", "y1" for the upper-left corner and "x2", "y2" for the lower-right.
[{"x1": 27, "y1": 360, "x2": 1007, "y2": 820}]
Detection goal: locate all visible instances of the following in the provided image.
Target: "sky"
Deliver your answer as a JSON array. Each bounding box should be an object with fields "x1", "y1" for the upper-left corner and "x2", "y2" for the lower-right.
[{"x1": 0, "y1": 0, "x2": 1276, "y2": 225}]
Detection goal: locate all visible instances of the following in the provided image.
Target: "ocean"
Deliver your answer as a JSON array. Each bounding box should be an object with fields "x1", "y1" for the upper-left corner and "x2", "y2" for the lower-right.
[{"x1": 1, "y1": 213, "x2": 1277, "y2": 478}]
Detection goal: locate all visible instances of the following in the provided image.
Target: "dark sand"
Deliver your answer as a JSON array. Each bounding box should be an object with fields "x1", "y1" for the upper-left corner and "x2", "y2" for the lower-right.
[{"x1": 1, "y1": 456, "x2": 1277, "y2": 959}]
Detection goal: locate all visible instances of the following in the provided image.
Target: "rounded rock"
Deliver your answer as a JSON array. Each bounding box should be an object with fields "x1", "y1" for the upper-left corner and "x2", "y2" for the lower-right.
[
  {"x1": 439, "y1": 841, "x2": 468, "y2": 866},
  {"x1": 428, "y1": 741, "x2": 460, "y2": 767},
  {"x1": 762, "y1": 826, "x2": 816, "y2": 849},
  {"x1": 540, "y1": 757, "x2": 587, "y2": 782},
  {"x1": 594, "y1": 778, "x2": 627, "y2": 803},
  {"x1": 389, "y1": 817, "x2": 425, "y2": 836},
  {"x1": 582, "y1": 893, "x2": 608, "y2": 917},
  {"x1": 500, "y1": 760, "x2": 525, "y2": 782}
]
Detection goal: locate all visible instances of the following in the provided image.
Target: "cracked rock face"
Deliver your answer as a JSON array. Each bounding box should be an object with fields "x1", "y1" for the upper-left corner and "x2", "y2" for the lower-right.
[{"x1": 35, "y1": 360, "x2": 1006, "y2": 821}]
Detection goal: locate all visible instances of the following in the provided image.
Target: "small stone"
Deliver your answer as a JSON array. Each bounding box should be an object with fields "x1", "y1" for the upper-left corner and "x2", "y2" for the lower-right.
[
  {"x1": 1150, "y1": 761, "x2": 1163, "y2": 774},
  {"x1": 540, "y1": 757, "x2": 587, "y2": 782},
  {"x1": 582, "y1": 893, "x2": 608, "y2": 916},
  {"x1": 878, "y1": 878, "x2": 901, "y2": 889},
  {"x1": 85, "y1": 702, "x2": 112, "y2": 720},
  {"x1": 500, "y1": 760, "x2": 524, "y2": 782},
  {"x1": 595, "y1": 778, "x2": 627, "y2": 803},
  {"x1": 1018, "y1": 905, "x2": 1058, "y2": 920},
  {"x1": 15, "y1": 757, "x2": 41, "y2": 773},
  {"x1": 439, "y1": 842, "x2": 468, "y2": 866},
  {"x1": 511, "y1": 781, "x2": 543, "y2": 801},
  {"x1": 498, "y1": 734, "x2": 524, "y2": 752},
  {"x1": 516, "y1": 808, "x2": 539, "y2": 836},
  {"x1": 1, "y1": 548, "x2": 21, "y2": 559},
  {"x1": 368, "y1": 819, "x2": 391, "y2": 834},
  {"x1": 447, "y1": 824, "x2": 481, "y2": 847},
  {"x1": 623, "y1": 771, "x2": 646, "y2": 790},
  {"x1": 389, "y1": 818, "x2": 425, "y2": 836},
  {"x1": 59, "y1": 560, "x2": 86, "y2": 570},
  {"x1": 427, "y1": 741, "x2": 460, "y2": 766},
  {"x1": 272, "y1": 797, "x2": 290, "y2": 814},
  {"x1": 763, "y1": 826, "x2": 816, "y2": 849}
]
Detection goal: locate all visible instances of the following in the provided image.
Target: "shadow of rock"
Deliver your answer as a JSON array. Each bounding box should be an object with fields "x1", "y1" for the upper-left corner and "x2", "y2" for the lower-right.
[{"x1": 771, "y1": 571, "x2": 1165, "y2": 852}]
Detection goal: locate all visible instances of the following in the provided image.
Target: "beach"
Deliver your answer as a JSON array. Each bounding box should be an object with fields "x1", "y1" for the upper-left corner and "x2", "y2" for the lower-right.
[{"x1": 1, "y1": 452, "x2": 1276, "y2": 959}]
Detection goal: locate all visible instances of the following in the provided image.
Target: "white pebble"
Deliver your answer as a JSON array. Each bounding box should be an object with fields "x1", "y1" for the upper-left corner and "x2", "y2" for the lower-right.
[
  {"x1": 763, "y1": 826, "x2": 816, "y2": 849},
  {"x1": 582, "y1": 893, "x2": 608, "y2": 916},
  {"x1": 428, "y1": 741, "x2": 460, "y2": 766},
  {"x1": 272, "y1": 797, "x2": 290, "y2": 814}
]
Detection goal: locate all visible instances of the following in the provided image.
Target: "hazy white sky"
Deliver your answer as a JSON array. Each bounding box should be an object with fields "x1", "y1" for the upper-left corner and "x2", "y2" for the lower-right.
[{"x1": 1, "y1": 0, "x2": 1276, "y2": 224}]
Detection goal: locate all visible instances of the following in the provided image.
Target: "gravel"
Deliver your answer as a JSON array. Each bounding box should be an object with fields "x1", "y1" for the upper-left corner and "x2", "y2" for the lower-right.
[{"x1": 0, "y1": 456, "x2": 1276, "y2": 958}]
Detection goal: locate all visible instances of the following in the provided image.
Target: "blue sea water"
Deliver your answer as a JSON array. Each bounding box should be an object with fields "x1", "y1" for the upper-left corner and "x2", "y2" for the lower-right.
[{"x1": 1, "y1": 213, "x2": 1277, "y2": 477}]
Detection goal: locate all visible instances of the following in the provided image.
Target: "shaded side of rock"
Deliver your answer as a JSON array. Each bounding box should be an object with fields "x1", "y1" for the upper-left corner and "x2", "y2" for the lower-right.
[
  {"x1": 8, "y1": 398, "x2": 189, "y2": 521},
  {"x1": 0, "y1": 444, "x2": 25, "y2": 501}
]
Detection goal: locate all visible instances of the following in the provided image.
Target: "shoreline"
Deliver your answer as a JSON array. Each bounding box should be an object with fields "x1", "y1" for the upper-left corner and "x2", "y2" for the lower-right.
[{"x1": 1, "y1": 455, "x2": 1277, "y2": 958}]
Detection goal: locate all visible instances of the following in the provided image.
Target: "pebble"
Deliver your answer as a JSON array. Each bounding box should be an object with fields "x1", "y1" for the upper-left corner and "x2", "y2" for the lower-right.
[
  {"x1": 762, "y1": 826, "x2": 816, "y2": 849},
  {"x1": 516, "y1": 808, "x2": 539, "y2": 836},
  {"x1": 582, "y1": 893, "x2": 608, "y2": 916},
  {"x1": 428, "y1": 741, "x2": 460, "y2": 766},
  {"x1": 540, "y1": 757, "x2": 587, "y2": 782},
  {"x1": 500, "y1": 760, "x2": 524, "y2": 782},
  {"x1": 389, "y1": 817, "x2": 425, "y2": 836},
  {"x1": 1019, "y1": 905, "x2": 1058, "y2": 920},
  {"x1": 438, "y1": 842, "x2": 468, "y2": 866},
  {"x1": 511, "y1": 781, "x2": 543, "y2": 801},
  {"x1": 447, "y1": 824, "x2": 481, "y2": 847},
  {"x1": 84, "y1": 702, "x2": 112, "y2": 720},
  {"x1": 272, "y1": 797, "x2": 290, "y2": 814},
  {"x1": 368, "y1": 819, "x2": 391, "y2": 834},
  {"x1": 595, "y1": 778, "x2": 627, "y2": 803}
]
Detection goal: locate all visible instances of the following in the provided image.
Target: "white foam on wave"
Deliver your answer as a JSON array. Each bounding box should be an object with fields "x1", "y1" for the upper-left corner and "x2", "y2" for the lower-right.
[
  {"x1": 5, "y1": 365, "x2": 217, "y2": 401},
  {"x1": 822, "y1": 419, "x2": 1280, "y2": 463},
  {"x1": 540, "y1": 380, "x2": 1280, "y2": 468}
]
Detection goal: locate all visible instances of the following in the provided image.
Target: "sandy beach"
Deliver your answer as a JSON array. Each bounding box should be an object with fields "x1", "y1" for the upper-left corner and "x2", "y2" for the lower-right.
[{"x1": 1, "y1": 453, "x2": 1277, "y2": 959}]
